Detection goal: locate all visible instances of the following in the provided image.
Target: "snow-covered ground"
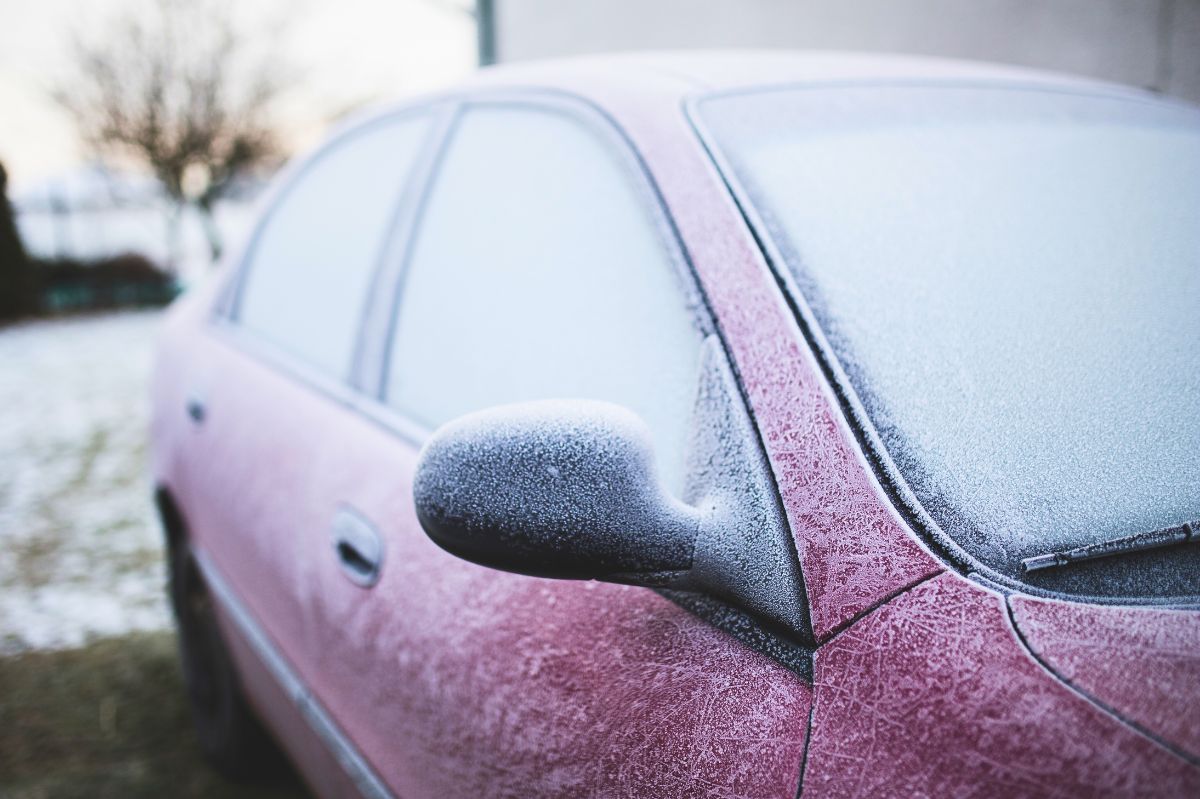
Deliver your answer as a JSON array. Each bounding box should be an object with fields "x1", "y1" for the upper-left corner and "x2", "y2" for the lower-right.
[{"x1": 0, "y1": 310, "x2": 171, "y2": 654}]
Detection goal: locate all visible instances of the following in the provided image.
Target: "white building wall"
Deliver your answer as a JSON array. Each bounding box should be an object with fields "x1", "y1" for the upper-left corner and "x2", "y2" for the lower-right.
[{"x1": 492, "y1": 0, "x2": 1200, "y2": 103}]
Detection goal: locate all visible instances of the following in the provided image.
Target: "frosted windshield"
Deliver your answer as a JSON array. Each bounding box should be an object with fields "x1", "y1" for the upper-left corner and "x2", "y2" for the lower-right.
[{"x1": 699, "y1": 87, "x2": 1200, "y2": 587}]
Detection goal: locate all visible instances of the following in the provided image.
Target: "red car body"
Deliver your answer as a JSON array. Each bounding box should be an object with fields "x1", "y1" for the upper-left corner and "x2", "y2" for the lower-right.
[{"x1": 150, "y1": 53, "x2": 1200, "y2": 797}]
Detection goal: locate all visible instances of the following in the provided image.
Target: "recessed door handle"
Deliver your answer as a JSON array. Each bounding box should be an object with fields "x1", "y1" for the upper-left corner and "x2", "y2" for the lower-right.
[
  {"x1": 337, "y1": 540, "x2": 375, "y2": 575},
  {"x1": 332, "y1": 507, "x2": 383, "y2": 587},
  {"x1": 186, "y1": 395, "x2": 206, "y2": 424}
]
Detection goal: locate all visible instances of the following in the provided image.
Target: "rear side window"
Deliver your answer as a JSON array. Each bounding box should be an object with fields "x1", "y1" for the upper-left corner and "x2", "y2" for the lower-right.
[
  {"x1": 237, "y1": 114, "x2": 433, "y2": 377},
  {"x1": 385, "y1": 105, "x2": 703, "y2": 490}
]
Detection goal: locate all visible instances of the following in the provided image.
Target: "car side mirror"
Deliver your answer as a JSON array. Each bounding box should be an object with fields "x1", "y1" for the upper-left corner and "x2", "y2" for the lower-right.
[
  {"x1": 413, "y1": 400, "x2": 702, "y2": 586},
  {"x1": 412, "y1": 339, "x2": 814, "y2": 642}
]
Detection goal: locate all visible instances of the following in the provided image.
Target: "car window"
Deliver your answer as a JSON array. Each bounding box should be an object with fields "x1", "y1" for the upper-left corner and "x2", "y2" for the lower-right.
[
  {"x1": 698, "y1": 86, "x2": 1200, "y2": 596},
  {"x1": 385, "y1": 105, "x2": 703, "y2": 492},
  {"x1": 237, "y1": 113, "x2": 433, "y2": 378}
]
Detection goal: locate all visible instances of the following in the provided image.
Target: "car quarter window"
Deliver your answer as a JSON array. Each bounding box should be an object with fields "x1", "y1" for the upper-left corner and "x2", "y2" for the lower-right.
[
  {"x1": 236, "y1": 113, "x2": 433, "y2": 378},
  {"x1": 385, "y1": 104, "x2": 704, "y2": 491}
]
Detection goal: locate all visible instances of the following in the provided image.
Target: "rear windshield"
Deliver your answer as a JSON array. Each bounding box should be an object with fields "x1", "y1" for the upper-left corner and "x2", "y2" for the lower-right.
[{"x1": 698, "y1": 86, "x2": 1200, "y2": 597}]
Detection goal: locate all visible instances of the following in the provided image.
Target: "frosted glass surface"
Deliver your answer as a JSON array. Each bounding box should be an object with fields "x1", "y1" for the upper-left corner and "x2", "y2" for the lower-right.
[
  {"x1": 703, "y1": 88, "x2": 1200, "y2": 577},
  {"x1": 238, "y1": 115, "x2": 432, "y2": 377},
  {"x1": 387, "y1": 108, "x2": 702, "y2": 491}
]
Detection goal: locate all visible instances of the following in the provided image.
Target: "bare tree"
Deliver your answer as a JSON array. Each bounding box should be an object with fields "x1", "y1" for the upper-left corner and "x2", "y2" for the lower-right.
[{"x1": 56, "y1": 0, "x2": 287, "y2": 265}]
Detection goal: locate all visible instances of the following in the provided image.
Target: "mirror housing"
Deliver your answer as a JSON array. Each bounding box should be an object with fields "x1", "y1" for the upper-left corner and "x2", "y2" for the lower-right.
[
  {"x1": 413, "y1": 400, "x2": 701, "y2": 586},
  {"x1": 412, "y1": 338, "x2": 814, "y2": 643}
]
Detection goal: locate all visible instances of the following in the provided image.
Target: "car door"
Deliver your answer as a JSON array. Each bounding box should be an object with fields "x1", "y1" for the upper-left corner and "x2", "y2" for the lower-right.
[
  {"x1": 171, "y1": 108, "x2": 440, "y2": 794},
  {"x1": 304, "y1": 96, "x2": 815, "y2": 797}
]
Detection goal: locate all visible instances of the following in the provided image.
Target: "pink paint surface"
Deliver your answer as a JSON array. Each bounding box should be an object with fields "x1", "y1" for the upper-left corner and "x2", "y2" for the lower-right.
[
  {"x1": 804, "y1": 574, "x2": 1199, "y2": 796},
  {"x1": 577, "y1": 72, "x2": 942, "y2": 641},
  {"x1": 1011, "y1": 595, "x2": 1200, "y2": 761},
  {"x1": 157, "y1": 286, "x2": 813, "y2": 797},
  {"x1": 302, "y1": 382, "x2": 814, "y2": 798},
  {"x1": 150, "y1": 54, "x2": 1200, "y2": 796},
  {"x1": 700, "y1": 276, "x2": 942, "y2": 643}
]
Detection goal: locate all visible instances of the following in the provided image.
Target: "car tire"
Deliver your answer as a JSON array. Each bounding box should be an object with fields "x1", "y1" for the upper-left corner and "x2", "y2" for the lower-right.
[{"x1": 169, "y1": 540, "x2": 279, "y2": 781}]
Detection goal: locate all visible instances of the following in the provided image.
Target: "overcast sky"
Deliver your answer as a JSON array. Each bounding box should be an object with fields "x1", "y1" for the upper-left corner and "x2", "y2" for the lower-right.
[{"x1": 0, "y1": 0, "x2": 476, "y2": 192}]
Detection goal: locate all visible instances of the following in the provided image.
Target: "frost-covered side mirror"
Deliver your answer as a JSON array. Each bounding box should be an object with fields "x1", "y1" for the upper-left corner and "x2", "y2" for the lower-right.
[
  {"x1": 413, "y1": 401, "x2": 701, "y2": 586},
  {"x1": 412, "y1": 339, "x2": 814, "y2": 642}
]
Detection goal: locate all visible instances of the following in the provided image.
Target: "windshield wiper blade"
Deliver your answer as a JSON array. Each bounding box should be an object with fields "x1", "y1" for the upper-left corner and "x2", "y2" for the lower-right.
[{"x1": 1022, "y1": 521, "x2": 1198, "y2": 574}]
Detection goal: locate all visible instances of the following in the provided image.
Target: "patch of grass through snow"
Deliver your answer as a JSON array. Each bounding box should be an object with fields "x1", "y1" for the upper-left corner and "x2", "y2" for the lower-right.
[{"x1": 0, "y1": 631, "x2": 309, "y2": 799}]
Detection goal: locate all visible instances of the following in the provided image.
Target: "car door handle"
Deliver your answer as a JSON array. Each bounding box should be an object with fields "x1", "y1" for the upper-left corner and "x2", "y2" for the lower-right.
[
  {"x1": 332, "y1": 507, "x2": 383, "y2": 587},
  {"x1": 186, "y1": 395, "x2": 206, "y2": 424}
]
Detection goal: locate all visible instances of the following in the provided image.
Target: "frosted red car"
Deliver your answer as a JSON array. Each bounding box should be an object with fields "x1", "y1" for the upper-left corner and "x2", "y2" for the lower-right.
[{"x1": 150, "y1": 53, "x2": 1200, "y2": 797}]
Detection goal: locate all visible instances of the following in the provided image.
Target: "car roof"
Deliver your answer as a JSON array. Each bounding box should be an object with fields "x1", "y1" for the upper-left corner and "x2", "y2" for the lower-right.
[
  {"x1": 330, "y1": 50, "x2": 1155, "y2": 147},
  {"x1": 462, "y1": 49, "x2": 1131, "y2": 99}
]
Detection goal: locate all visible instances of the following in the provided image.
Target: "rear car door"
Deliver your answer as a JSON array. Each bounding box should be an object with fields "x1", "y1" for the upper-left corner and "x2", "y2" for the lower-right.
[
  {"x1": 171, "y1": 109, "x2": 438, "y2": 794},
  {"x1": 307, "y1": 96, "x2": 815, "y2": 796}
]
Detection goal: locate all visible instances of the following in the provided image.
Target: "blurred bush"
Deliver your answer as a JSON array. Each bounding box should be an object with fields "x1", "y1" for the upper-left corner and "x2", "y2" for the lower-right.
[
  {"x1": 0, "y1": 162, "x2": 37, "y2": 321},
  {"x1": 35, "y1": 253, "x2": 179, "y2": 314},
  {"x1": 3, "y1": 160, "x2": 179, "y2": 322}
]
